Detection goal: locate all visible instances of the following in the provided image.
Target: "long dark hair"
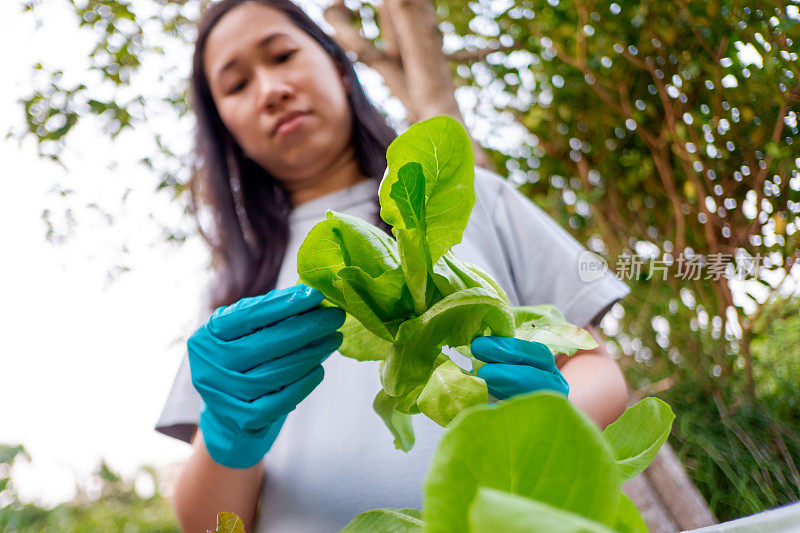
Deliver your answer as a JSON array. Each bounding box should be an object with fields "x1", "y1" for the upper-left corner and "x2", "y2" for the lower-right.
[{"x1": 189, "y1": 0, "x2": 396, "y2": 310}]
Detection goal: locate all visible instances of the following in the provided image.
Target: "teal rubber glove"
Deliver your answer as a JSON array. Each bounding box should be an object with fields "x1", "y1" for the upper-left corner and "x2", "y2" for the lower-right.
[
  {"x1": 187, "y1": 284, "x2": 345, "y2": 469},
  {"x1": 471, "y1": 336, "x2": 569, "y2": 399}
]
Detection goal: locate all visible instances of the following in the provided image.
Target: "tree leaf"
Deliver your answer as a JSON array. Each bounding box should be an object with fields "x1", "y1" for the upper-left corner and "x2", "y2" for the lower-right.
[
  {"x1": 0, "y1": 444, "x2": 29, "y2": 466},
  {"x1": 340, "y1": 508, "x2": 423, "y2": 532},
  {"x1": 468, "y1": 487, "x2": 617, "y2": 533},
  {"x1": 602, "y1": 397, "x2": 675, "y2": 481},
  {"x1": 423, "y1": 392, "x2": 622, "y2": 532}
]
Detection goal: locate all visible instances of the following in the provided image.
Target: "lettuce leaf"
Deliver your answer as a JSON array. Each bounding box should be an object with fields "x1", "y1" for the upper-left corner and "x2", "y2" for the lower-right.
[
  {"x1": 379, "y1": 116, "x2": 475, "y2": 271},
  {"x1": 297, "y1": 116, "x2": 598, "y2": 449},
  {"x1": 468, "y1": 487, "x2": 617, "y2": 533},
  {"x1": 514, "y1": 304, "x2": 599, "y2": 357},
  {"x1": 380, "y1": 287, "x2": 514, "y2": 397},
  {"x1": 602, "y1": 397, "x2": 675, "y2": 481},
  {"x1": 422, "y1": 392, "x2": 622, "y2": 532},
  {"x1": 416, "y1": 359, "x2": 488, "y2": 427},
  {"x1": 340, "y1": 508, "x2": 423, "y2": 533}
]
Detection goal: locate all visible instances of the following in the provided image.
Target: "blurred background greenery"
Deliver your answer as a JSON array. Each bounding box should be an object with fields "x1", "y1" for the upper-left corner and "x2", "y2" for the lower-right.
[
  {"x1": 0, "y1": 444, "x2": 178, "y2": 531},
  {"x1": 5, "y1": 0, "x2": 798, "y2": 529}
]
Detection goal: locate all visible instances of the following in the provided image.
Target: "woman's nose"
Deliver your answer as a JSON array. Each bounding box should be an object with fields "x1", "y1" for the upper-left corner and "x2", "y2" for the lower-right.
[{"x1": 255, "y1": 68, "x2": 294, "y2": 112}]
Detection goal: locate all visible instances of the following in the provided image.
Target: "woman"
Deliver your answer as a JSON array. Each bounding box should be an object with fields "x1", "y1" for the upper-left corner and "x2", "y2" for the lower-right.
[{"x1": 155, "y1": 1, "x2": 631, "y2": 531}]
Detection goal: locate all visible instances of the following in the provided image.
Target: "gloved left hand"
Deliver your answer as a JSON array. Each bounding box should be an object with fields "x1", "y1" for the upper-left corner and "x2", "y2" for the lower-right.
[{"x1": 470, "y1": 336, "x2": 569, "y2": 400}]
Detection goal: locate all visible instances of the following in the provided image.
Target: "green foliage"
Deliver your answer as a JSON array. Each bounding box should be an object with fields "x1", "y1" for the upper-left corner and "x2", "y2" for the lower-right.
[
  {"x1": 427, "y1": 0, "x2": 800, "y2": 520},
  {"x1": 18, "y1": 1, "x2": 146, "y2": 157},
  {"x1": 613, "y1": 494, "x2": 650, "y2": 533},
  {"x1": 513, "y1": 304, "x2": 600, "y2": 355},
  {"x1": 379, "y1": 116, "x2": 477, "y2": 304},
  {"x1": 0, "y1": 443, "x2": 179, "y2": 532},
  {"x1": 671, "y1": 390, "x2": 800, "y2": 521},
  {"x1": 340, "y1": 392, "x2": 674, "y2": 532},
  {"x1": 341, "y1": 508, "x2": 423, "y2": 533},
  {"x1": 416, "y1": 358, "x2": 487, "y2": 426},
  {"x1": 0, "y1": 445, "x2": 29, "y2": 466},
  {"x1": 15, "y1": 0, "x2": 196, "y2": 211},
  {"x1": 467, "y1": 488, "x2": 618, "y2": 533},
  {"x1": 669, "y1": 295, "x2": 800, "y2": 521},
  {"x1": 433, "y1": 0, "x2": 800, "y2": 388},
  {"x1": 749, "y1": 293, "x2": 800, "y2": 401},
  {"x1": 297, "y1": 117, "x2": 597, "y2": 450},
  {"x1": 374, "y1": 389, "x2": 417, "y2": 451},
  {"x1": 423, "y1": 392, "x2": 622, "y2": 532}
]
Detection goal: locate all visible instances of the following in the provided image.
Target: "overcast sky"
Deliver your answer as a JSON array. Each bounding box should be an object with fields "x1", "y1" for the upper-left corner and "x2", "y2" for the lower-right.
[{"x1": 0, "y1": 1, "x2": 209, "y2": 505}]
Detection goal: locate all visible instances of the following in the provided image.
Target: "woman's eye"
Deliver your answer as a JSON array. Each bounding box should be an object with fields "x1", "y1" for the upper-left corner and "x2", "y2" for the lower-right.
[
  {"x1": 228, "y1": 80, "x2": 247, "y2": 94},
  {"x1": 275, "y1": 50, "x2": 296, "y2": 63}
]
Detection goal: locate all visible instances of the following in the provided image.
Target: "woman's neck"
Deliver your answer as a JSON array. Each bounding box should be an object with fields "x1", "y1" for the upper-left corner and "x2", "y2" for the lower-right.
[{"x1": 287, "y1": 145, "x2": 369, "y2": 207}]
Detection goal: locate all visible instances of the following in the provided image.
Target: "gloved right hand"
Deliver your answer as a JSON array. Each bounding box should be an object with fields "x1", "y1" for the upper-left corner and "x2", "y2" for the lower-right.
[{"x1": 187, "y1": 284, "x2": 345, "y2": 469}]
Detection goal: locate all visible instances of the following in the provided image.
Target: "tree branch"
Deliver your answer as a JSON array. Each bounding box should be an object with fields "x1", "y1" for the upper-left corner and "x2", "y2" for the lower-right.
[
  {"x1": 324, "y1": 1, "x2": 412, "y2": 111},
  {"x1": 382, "y1": 0, "x2": 492, "y2": 168},
  {"x1": 376, "y1": 1, "x2": 400, "y2": 60}
]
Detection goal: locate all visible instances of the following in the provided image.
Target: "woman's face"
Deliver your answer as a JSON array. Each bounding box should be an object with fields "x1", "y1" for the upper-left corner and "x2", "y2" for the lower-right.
[{"x1": 203, "y1": 2, "x2": 352, "y2": 184}]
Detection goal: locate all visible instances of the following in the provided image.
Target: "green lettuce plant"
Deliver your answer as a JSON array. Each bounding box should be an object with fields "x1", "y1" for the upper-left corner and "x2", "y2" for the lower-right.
[
  {"x1": 213, "y1": 393, "x2": 674, "y2": 532},
  {"x1": 341, "y1": 392, "x2": 675, "y2": 533},
  {"x1": 297, "y1": 116, "x2": 598, "y2": 450}
]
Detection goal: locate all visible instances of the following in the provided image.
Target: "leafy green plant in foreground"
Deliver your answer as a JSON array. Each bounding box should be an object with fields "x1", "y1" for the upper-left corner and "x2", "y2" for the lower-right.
[
  {"x1": 215, "y1": 393, "x2": 675, "y2": 532},
  {"x1": 297, "y1": 116, "x2": 598, "y2": 450},
  {"x1": 343, "y1": 393, "x2": 675, "y2": 533}
]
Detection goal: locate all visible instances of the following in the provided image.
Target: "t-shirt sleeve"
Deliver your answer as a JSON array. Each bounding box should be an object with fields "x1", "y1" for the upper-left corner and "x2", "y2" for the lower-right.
[
  {"x1": 154, "y1": 286, "x2": 217, "y2": 444},
  {"x1": 484, "y1": 168, "x2": 630, "y2": 328},
  {"x1": 155, "y1": 350, "x2": 201, "y2": 444}
]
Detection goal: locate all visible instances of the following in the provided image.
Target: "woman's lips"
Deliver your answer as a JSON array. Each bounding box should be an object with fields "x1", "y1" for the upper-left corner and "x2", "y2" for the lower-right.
[{"x1": 275, "y1": 112, "x2": 310, "y2": 136}]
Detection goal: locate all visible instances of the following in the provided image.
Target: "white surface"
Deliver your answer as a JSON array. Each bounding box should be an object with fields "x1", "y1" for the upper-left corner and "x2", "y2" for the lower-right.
[{"x1": 685, "y1": 502, "x2": 800, "y2": 533}]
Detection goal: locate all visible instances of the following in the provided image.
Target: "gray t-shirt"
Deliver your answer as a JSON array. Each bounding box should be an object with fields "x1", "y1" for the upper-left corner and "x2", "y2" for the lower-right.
[{"x1": 155, "y1": 167, "x2": 630, "y2": 532}]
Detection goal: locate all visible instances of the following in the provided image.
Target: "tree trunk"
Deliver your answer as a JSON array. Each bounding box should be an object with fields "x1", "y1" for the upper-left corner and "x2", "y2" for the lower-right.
[
  {"x1": 381, "y1": 0, "x2": 457, "y2": 123},
  {"x1": 324, "y1": 0, "x2": 492, "y2": 169},
  {"x1": 624, "y1": 442, "x2": 717, "y2": 531},
  {"x1": 623, "y1": 474, "x2": 679, "y2": 533},
  {"x1": 646, "y1": 443, "x2": 718, "y2": 530}
]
